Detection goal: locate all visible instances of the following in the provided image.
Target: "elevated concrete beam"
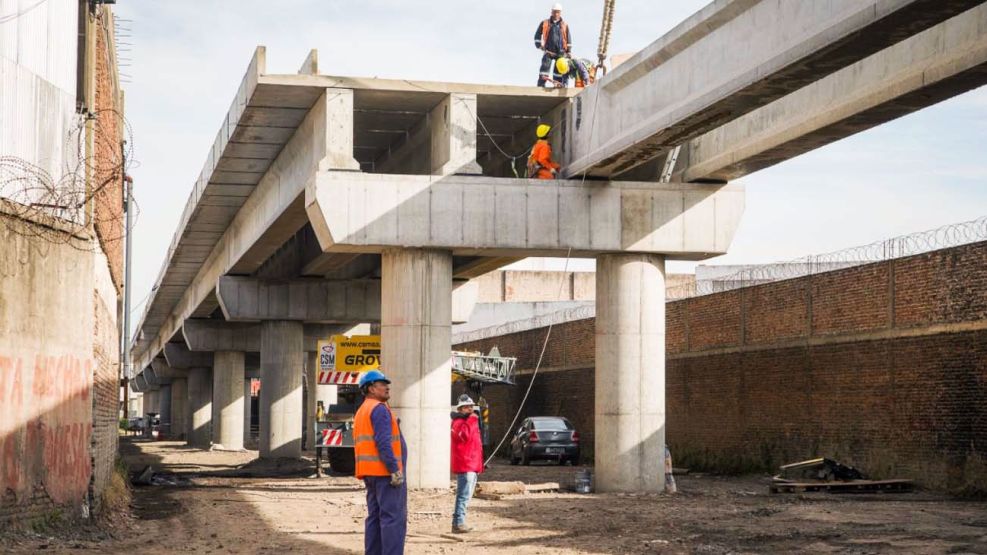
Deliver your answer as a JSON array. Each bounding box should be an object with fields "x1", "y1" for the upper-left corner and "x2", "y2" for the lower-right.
[
  {"x1": 151, "y1": 358, "x2": 190, "y2": 380},
  {"x1": 217, "y1": 277, "x2": 380, "y2": 323},
  {"x1": 164, "y1": 343, "x2": 214, "y2": 369},
  {"x1": 184, "y1": 320, "x2": 364, "y2": 352},
  {"x1": 140, "y1": 369, "x2": 160, "y2": 390},
  {"x1": 567, "y1": 0, "x2": 983, "y2": 176},
  {"x1": 134, "y1": 87, "x2": 357, "y2": 371},
  {"x1": 306, "y1": 173, "x2": 744, "y2": 260},
  {"x1": 215, "y1": 277, "x2": 477, "y2": 324},
  {"x1": 679, "y1": 3, "x2": 987, "y2": 182}
]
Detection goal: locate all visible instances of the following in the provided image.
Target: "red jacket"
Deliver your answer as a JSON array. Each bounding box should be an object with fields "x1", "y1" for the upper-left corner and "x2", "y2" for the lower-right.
[{"x1": 451, "y1": 413, "x2": 484, "y2": 474}]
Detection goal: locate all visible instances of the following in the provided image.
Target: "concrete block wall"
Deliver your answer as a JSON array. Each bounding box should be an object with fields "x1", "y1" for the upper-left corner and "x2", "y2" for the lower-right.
[
  {"x1": 455, "y1": 241, "x2": 987, "y2": 492},
  {"x1": 474, "y1": 270, "x2": 695, "y2": 303}
]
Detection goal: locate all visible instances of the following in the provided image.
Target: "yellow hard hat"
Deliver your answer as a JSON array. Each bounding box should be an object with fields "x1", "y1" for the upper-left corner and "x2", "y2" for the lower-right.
[
  {"x1": 536, "y1": 124, "x2": 552, "y2": 138},
  {"x1": 555, "y1": 57, "x2": 570, "y2": 75}
]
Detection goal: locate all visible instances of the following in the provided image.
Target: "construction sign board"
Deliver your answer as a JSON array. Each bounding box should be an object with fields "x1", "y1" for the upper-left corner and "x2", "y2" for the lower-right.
[{"x1": 317, "y1": 335, "x2": 381, "y2": 385}]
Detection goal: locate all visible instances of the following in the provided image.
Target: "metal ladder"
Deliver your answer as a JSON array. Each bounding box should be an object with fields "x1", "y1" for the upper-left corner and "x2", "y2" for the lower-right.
[{"x1": 452, "y1": 349, "x2": 517, "y2": 385}]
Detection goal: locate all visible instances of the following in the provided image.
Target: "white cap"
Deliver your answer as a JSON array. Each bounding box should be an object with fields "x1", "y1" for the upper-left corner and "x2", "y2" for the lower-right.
[
  {"x1": 552, "y1": 3, "x2": 563, "y2": 11},
  {"x1": 455, "y1": 394, "x2": 476, "y2": 408}
]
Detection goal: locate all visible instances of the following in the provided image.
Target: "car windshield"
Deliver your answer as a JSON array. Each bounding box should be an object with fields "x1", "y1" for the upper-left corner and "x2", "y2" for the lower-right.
[{"x1": 531, "y1": 419, "x2": 571, "y2": 431}]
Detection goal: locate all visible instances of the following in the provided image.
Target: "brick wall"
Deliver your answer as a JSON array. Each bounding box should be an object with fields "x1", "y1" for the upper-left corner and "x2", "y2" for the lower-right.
[
  {"x1": 455, "y1": 242, "x2": 987, "y2": 492},
  {"x1": 89, "y1": 11, "x2": 123, "y2": 514},
  {"x1": 92, "y1": 12, "x2": 124, "y2": 292}
]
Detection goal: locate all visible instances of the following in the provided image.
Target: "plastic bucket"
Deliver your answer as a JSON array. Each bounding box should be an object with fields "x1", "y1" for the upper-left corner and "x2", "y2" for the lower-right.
[{"x1": 574, "y1": 469, "x2": 592, "y2": 493}]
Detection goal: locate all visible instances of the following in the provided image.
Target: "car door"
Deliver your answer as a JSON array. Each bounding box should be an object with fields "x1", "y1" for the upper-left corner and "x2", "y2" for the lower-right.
[{"x1": 510, "y1": 420, "x2": 529, "y2": 455}]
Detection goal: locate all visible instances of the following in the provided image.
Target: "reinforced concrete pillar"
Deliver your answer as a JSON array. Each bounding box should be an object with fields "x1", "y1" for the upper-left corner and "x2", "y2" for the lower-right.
[
  {"x1": 171, "y1": 378, "x2": 188, "y2": 440},
  {"x1": 187, "y1": 368, "x2": 213, "y2": 449},
  {"x1": 305, "y1": 351, "x2": 317, "y2": 450},
  {"x1": 159, "y1": 385, "x2": 172, "y2": 438},
  {"x1": 594, "y1": 253, "x2": 666, "y2": 493},
  {"x1": 381, "y1": 248, "x2": 453, "y2": 489},
  {"x1": 244, "y1": 378, "x2": 252, "y2": 444},
  {"x1": 212, "y1": 351, "x2": 245, "y2": 451},
  {"x1": 260, "y1": 321, "x2": 304, "y2": 459}
]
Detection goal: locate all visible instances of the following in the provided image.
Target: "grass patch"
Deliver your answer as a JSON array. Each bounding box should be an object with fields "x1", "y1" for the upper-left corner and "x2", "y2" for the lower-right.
[{"x1": 98, "y1": 457, "x2": 132, "y2": 519}]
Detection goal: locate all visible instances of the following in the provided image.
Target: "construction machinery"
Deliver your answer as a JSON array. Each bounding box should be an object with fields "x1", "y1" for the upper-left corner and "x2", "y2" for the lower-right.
[{"x1": 313, "y1": 341, "x2": 517, "y2": 476}]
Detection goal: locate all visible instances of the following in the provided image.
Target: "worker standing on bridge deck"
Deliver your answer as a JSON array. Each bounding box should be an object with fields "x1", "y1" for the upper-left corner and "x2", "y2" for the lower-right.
[
  {"x1": 354, "y1": 370, "x2": 408, "y2": 555},
  {"x1": 527, "y1": 124, "x2": 561, "y2": 179},
  {"x1": 450, "y1": 394, "x2": 484, "y2": 533},
  {"x1": 534, "y1": 3, "x2": 573, "y2": 86}
]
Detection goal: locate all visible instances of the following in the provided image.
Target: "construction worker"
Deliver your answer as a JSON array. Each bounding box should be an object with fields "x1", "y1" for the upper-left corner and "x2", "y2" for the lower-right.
[
  {"x1": 527, "y1": 124, "x2": 561, "y2": 179},
  {"x1": 354, "y1": 370, "x2": 408, "y2": 555},
  {"x1": 450, "y1": 394, "x2": 484, "y2": 533},
  {"x1": 534, "y1": 3, "x2": 573, "y2": 87},
  {"x1": 552, "y1": 56, "x2": 593, "y2": 88}
]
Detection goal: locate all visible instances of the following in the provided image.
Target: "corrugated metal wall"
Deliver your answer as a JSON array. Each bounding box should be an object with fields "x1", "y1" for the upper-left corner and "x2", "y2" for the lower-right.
[{"x1": 0, "y1": 0, "x2": 81, "y2": 206}]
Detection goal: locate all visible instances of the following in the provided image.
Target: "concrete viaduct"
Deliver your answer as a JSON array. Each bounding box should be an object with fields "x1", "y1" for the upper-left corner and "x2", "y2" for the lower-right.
[{"x1": 130, "y1": 0, "x2": 987, "y2": 491}]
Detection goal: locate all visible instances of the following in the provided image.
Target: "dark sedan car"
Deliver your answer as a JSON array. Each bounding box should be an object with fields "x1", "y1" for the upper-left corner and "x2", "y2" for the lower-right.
[{"x1": 509, "y1": 416, "x2": 580, "y2": 465}]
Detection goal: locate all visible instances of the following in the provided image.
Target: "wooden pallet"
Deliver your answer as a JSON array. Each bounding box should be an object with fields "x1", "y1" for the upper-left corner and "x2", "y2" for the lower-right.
[{"x1": 770, "y1": 479, "x2": 914, "y2": 494}]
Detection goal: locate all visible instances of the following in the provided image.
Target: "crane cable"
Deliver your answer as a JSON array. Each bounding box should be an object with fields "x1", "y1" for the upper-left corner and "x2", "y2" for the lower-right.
[{"x1": 596, "y1": 0, "x2": 616, "y2": 75}]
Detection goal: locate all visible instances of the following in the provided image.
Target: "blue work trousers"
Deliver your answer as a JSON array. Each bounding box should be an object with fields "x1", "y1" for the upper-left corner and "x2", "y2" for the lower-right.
[
  {"x1": 453, "y1": 471, "x2": 478, "y2": 527},
  {"x1": 364, "y1": 476, "x2": 407, "y2": 555}
]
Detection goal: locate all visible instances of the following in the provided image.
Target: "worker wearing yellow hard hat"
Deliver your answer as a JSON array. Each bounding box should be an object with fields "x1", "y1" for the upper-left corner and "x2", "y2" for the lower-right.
[{"x1": 527, "y1": 124, "x2": 561, "y2": 179}]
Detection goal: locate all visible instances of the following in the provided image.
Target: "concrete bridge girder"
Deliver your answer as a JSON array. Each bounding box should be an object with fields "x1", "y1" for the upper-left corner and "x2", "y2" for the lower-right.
[
  {"x1": 214, "y1": 276, "x2": 478, "y2": 325},
  {"x1": 566, "y1": 0, "x2": 985, "y2": 177},
  {"x1": 305, "y1": 173, "x2": 745, "y2": 259}
]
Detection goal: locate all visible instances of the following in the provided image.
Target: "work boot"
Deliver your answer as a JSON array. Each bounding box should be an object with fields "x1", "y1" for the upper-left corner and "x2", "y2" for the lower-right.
[{"x1": 452, "y1": 523, "x2": 474, "y2": 533}]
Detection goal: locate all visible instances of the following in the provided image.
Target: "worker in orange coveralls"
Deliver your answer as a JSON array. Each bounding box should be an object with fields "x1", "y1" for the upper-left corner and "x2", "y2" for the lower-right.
[{"x1": 527, "y1": 124, "x2": 560, "y2": 179}]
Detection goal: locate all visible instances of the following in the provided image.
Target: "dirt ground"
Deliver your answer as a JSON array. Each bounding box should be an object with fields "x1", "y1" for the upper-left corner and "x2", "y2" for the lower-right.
[{"x1": 3, "y1": 437, "x2": 986, "y2": 554}]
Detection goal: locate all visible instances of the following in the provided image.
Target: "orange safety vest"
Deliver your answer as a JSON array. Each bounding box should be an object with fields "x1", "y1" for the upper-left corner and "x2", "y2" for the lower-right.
[
  {"x1": 353, "y1": 398, "x2": 404, "y2": 479},
  {"x1": 541, "y1": 19, "x2": 570, "y2": 53}
]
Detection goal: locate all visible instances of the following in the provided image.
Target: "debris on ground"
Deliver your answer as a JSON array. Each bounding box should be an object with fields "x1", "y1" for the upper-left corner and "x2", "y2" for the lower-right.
[{"x1": 770, "y1": 458, "x2": 915, "y2": 494}]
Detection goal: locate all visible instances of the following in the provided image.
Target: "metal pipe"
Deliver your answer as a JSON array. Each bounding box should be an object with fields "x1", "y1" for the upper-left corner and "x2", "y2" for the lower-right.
[{"x1": 123, "y1": 171, "x2": 133, "y2": 381}]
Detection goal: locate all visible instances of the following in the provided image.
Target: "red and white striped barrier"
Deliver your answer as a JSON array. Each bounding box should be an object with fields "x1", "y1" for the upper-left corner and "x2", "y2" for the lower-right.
[
  {"x1": 320, "y1": 428, "x2": 343, "y2": 447},
  {"x1": 317, "y1": 371, "x2": 361, "y2": 385}
]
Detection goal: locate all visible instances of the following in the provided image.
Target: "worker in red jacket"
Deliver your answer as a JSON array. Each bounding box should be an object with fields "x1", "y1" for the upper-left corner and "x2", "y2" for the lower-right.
[
  {"x1": 450, "y1": 394, "x2": 483, "y2": 533},
  {"x1": 527, "y1": 124, "x2": 561, "y2": 179}
]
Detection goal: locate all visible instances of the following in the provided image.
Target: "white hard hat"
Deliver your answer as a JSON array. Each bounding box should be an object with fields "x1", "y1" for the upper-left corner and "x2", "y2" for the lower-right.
[
  {"x1": 552, "y1": 3, "x2": 563, "y2": 11},
  {"x1": 455, "y1": 394, "x2": 476, "y2": 408}
]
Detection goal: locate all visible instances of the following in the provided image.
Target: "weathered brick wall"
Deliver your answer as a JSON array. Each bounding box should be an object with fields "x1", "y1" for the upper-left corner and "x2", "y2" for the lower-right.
[
  {"x1": 92, "y1": 12, "x2": 124, "y2": 292},
  {"x1": 456, "y1": 242, "x2": 987, "y2": 492},
  {"x1": 89, "y1": 11, "x2": 123, "y2": 514}
]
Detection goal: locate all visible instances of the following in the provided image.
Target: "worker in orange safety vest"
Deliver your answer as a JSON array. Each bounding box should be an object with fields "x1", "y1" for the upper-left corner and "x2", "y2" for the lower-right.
[
  {"x1": 527, "y1": 124, "x2": 561, "y2": 180},
  {"x1": 534, "y1": 3, "x2": 573, "y2": 87},
  {"x1": 354, "y1": 370, "x2": 408, "y2": 555}
]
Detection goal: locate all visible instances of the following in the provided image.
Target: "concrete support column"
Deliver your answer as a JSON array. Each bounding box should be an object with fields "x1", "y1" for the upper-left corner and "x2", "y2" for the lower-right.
[
  {"x1": 305, "y1": 351, "x2": 317, "y2": 450},
  {"x1": 243, "y1": 378, "x2": 252, "y2": 444},
  {"x1": 187, "y1": 368, "x2": 213, "y2": 449},
  {"x1": 212, "y1": 351, "x2": 246, "y2": 451},
  {"x1": 595, "y1": 253, "x2": 666, "y2": 493},
  {"x1": 381, "y1": 248, "x2": 453, "y2": 489},
  {"x1": 260, "y1": 321, "x2": 304, "y2": 459},
  {"x1": 430, "y1": 93, "x2": 482, "y2": 175},
  {"x1": 171, "y1": 378, "x2": 188, "y2": 440},
  {"x1": 159, "y1": 385, "x2": 172, "y2": 438}
]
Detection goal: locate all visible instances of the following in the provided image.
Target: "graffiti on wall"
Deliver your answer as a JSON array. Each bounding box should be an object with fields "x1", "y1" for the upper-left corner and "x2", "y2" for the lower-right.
[{"x1": 0, "y1": 354, "x2": 93, "y2": 505}]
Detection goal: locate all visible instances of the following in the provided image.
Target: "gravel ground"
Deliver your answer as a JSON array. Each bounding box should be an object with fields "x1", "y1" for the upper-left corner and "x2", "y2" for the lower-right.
[{"x1": 3, "y1": 438, "x2": 986, "y2": 554}]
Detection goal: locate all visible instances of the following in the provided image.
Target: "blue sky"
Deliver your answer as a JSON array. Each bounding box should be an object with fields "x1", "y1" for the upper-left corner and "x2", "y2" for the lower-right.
[{"x1": 114, "y1": 0, "x2": 987, "y2": 310}]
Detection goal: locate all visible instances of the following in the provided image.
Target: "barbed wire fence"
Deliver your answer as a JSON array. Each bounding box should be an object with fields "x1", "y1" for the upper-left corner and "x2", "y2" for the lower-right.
[
  {"x1": 0, "y1": 107, "x2": 139, "y2": 252},
  {"x1": 666, "y1": 216, "x2": 987, "y2": 300}
]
